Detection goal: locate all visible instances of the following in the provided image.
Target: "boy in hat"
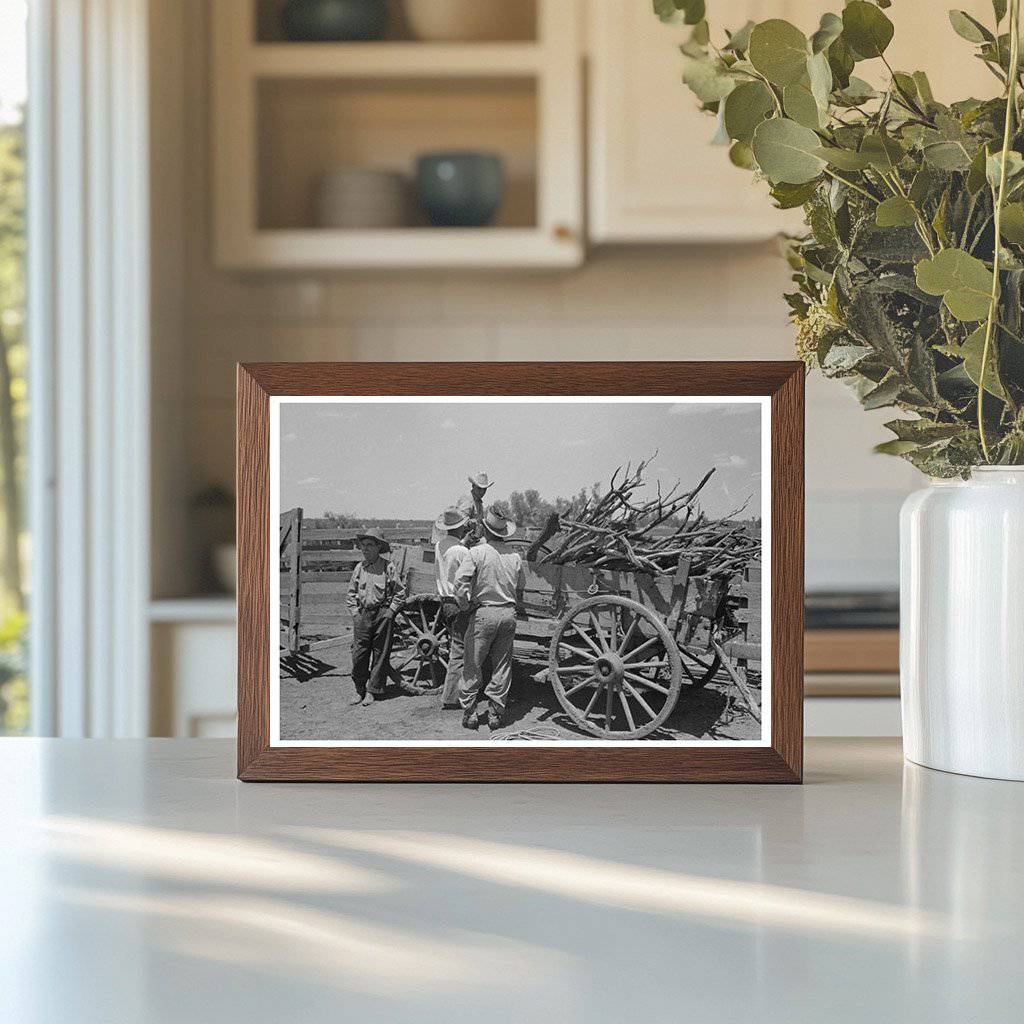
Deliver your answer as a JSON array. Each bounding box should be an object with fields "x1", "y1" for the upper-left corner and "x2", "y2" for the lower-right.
[
  {"x1": 346, "y1": 528, "x2": 407, "y2": 706},
  {"x1": 453, "y1": 506, "x2": 525, "y2": 730},
  {"x1": 433, "y1": 506, "x2": 472, "y2": 708}
]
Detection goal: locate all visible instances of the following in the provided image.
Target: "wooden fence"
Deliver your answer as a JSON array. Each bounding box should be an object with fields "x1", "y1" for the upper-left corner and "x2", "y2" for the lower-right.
[{"x1": 279, "y1": 509, "x2": 434, "y2": 654}]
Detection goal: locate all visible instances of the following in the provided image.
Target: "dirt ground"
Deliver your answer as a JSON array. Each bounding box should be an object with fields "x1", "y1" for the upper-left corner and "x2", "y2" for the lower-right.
[{"x1": 279, "y1": 639, "x2": 761, "y2": 743}]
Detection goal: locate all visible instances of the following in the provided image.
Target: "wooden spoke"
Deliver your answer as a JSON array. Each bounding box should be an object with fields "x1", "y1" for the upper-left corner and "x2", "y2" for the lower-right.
[
  {"x1": 619, "y1": 691, "x2": 637, "y2": 732},
  {"x1": 563, "y1": 676, "x2": 597, "y2": 699},
  {"x1": 569, "y1": 621, "x2": 604, "y2": 657},
  {"x1": 624, "y1": 670, "x2": 671, "y2": 695},
  {"x1": 582, "y1": 686, "x2": 602, "y2": 720},
  {"x1": 620, "y1": 636, "x2": 661, "y2": 665},
  {"x1": 557, "y1": 642, "x2": 598, "y2": 663},
  {"x1": 616, "y1": 615, "x2": 640, "y2": 656},
  {"x1": 589, "y1": 611, "x2": 611, "y2": 652},
  {"x1": 393, "y1": 647, "x2": 420, "y2": 671},
  {"x1": 622, "y1": 679, "x2": 659, "y2": 721}
]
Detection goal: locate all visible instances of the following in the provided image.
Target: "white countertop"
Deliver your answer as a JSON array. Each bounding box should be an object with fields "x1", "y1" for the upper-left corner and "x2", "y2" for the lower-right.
[{"x1": 1, "y1": 738, "x2": 1021, "y2": 1023}]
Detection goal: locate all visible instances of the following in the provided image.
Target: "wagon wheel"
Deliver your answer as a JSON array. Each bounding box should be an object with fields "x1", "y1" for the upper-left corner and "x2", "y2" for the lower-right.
[
  {"x1": 549, "y1": 595, "x2": 682, "y2": 740},
  {"x1": 391, "y1": 594, "x2": 451, "y2": 691}
]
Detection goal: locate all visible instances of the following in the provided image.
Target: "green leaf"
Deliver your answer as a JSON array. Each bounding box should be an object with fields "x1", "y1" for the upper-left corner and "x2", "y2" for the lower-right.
[
  {"x1": 967, "y1": 143, "x2": 993, "y2": 193},
  {"x1": 860, "y1": 133, "x2": 905, "y2": 172},
  {"x1": 827, "y1": 35, "x2": 855, "y2": 89},
  {"x1": 948, "y1": 10, "x2": 993, "y2": 44},
  {"x1": 724, "y1": 20, "x2": 755, "y2": 53},
  {"x1": 862, "y1": 375, "x2": 902, "y2": 409},
  {"x1": 752, "y1": 117, "x2": 827, "y2": 184},
  {"x1": 723, "y1": 81, "x2": 775, "y2": 143},
  {"x1": 912, "y1": 71, "x2": 935, "y2": 105},
  {"x1": 958, "y1": 325, "x2": 1007, "y2": 398},
  {"x1": 842, "y1": 1, "x2": 895, "y2": 60},
  {"x1": 770, "y1": 179, "x2": 820, "y2": 209},
  {"x1": 875, "y1": 196, "x2": 918, "y2": 228},
  {"x1": 1000, "y1": 202, "x2": 1024, "y2": 242},
  {"x1": 923, "y1": 141, "x2": 973, "y2": 171},
  {"x1": 815, "y1": 145, "x2": 872, "y2": 170},
  {"x1": 986, "y1": 150, "x2": 1024, "y2": 190},
  {"x1": 810, "y1": 12, "x2": 843, "y2": 54},
  {"x1": 807, "y1": 51, "x2": 833, "y2": 110},
  {"x1": 915, "y1": 249, "x2": 994, "y2": 321},
  {"x1": 836, "y1": 75, "x2": 877, "y2": 104},
  {"x1": 681, "y1": 55, "x2": 737, "y2": 103},
  {"x1": 783, "y1": 83, "x2": 822, "y2": 129},
  {"x1": 728, "y1": 140, "x2": 758, "y2": 169},
  {"x1": 748, "y1": 19, "x2": 810, "y2": 87},
  {"x1": 874, "y1": 439, "x2": 922, "y2": 455},
  {"x1": 654, "y1": 0, "x2": 705, "y2": 25}
]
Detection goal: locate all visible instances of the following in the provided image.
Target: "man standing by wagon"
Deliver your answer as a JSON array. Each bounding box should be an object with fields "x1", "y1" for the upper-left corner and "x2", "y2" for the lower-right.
[
  {"x1": 433, "y1": 506, "x2": 472, "y2": 709},
  {"x1": 346, "y1": 528, "x2": 406, "y2": 705},
  {"x1": 453, "y1": 507, "x2": 525, "y2": 731}
]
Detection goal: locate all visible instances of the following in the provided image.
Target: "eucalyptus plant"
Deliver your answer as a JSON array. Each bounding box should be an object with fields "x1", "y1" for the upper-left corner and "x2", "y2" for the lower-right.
[{"x1": 659, "y1": 0, "x2": 1024, "y2": 475}]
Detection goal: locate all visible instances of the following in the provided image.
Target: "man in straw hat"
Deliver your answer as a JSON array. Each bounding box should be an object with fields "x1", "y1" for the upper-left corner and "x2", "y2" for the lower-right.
[
  {"x1": 433, "y1": 506, "x2": 472, "y2": 708},
  {"x1": 453, "y1": 506, "x2": 525, "y2": 730},
  {"x1": 346, "y1": 527, "x2": 407, "y2": 706}
]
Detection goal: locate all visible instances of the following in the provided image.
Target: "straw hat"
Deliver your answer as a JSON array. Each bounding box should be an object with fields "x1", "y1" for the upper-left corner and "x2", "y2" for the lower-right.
[
  {"x1": 355, "y1": 528, "x2": 391, "y2": 553},
  {"x1": 468, "y1": 472, "x2": 493, "y2": 491},
  {"x1": 434, "y1": 507, "x2": 471, "y2": 532},
  {"x1": 481, "y1": 507, "x2": 517, "y2": 539}
]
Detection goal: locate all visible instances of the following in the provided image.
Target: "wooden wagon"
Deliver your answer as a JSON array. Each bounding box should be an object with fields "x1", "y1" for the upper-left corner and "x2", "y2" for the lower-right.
[{"x1": 393, "y1": 545, "x2": 762, "y2": 740}]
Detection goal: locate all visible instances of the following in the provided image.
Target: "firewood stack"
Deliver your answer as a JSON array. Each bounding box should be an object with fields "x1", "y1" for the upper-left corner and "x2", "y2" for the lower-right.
[{"x1": 530, "y1": 456, "x2": 760, "y2": 579}]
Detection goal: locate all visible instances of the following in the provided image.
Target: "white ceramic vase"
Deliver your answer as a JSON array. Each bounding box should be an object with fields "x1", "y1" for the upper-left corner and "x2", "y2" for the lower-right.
[{"x1": 900, "y1": 468, "x2": 1024, "y2": 780}]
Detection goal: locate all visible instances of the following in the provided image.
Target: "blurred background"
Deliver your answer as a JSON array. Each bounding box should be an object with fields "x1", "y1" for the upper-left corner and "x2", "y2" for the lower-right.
[{"x1": 0, "y1": 0, "x2": 999, "y2": 740}]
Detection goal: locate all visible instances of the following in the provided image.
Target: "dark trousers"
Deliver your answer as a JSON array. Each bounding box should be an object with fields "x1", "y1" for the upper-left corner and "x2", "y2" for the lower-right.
[{"x1": 351, "y1": 607, "x2": 392, "y2": 698}]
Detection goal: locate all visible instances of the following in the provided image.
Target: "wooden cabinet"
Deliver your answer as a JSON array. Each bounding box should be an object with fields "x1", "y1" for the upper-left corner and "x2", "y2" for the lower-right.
[
  {"x1": 586, "y1": 0, "x2": 999, "y2": 244},
  {"x1": 212, "y1": 0, "x2": 583, "y2": 269}
]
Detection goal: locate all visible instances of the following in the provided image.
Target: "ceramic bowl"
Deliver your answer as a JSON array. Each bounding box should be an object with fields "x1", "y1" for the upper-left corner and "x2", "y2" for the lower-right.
[
  {"x1": 403, "y1": 0, "x2": 534, "y2": 42},
  {"x1": 281, "y1": 0, "x2": 388, "y2": 42},
  {"x1": 415, "y1": 152, "x2": 505, "y2": 228}
]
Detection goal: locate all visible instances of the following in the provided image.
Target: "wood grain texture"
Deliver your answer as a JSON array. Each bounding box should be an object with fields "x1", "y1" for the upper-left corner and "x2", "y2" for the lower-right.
[
  {"x1": 236, "y1": 361, "x2": 805, "y2": 783},
  {"x1": 805, "y1": 629, "x2": 899, "y2": 674}
]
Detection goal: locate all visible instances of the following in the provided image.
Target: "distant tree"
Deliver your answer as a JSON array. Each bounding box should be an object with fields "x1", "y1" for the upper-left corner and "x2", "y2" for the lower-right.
[{"x1": 321, "y1": 510, "x2": 357, "y2": 526}]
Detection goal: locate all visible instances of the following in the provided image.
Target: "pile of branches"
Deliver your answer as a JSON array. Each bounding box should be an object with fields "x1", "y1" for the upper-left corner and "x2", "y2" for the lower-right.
[{"x1": 531, "y1": 456, "x2": 760, "y2": 579}]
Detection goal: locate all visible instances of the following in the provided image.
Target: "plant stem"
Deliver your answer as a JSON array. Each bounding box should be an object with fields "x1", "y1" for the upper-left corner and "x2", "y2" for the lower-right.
[{"x1": 979, "y1": 0, "x2": 1021, "y2": 463}]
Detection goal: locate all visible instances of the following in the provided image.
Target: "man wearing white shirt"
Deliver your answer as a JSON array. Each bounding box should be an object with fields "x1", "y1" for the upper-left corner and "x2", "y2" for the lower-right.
[{"x1": 433, "y1": 506, "x2": 472, "y2": 709}]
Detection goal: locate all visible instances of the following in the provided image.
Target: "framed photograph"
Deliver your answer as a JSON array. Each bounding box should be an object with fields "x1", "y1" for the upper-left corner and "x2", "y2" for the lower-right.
[{"x1": 237, "y1": 362, "x2": 803, "y2": 782}]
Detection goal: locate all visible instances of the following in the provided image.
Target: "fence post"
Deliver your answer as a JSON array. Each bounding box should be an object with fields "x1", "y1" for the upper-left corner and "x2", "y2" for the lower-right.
[{"x1": 281, "y1": 508, "x2": 303, "y2": 653}]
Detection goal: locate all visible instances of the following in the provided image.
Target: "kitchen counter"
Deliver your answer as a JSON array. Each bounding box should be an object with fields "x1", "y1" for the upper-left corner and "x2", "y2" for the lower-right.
[{"x1": 2, "y1": 738, "x2": 1021, "y2": 1023}]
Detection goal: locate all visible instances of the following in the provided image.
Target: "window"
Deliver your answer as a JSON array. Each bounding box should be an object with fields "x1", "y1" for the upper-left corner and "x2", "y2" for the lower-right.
[{"x1": 0, "y1": 0, "x2": 28, "y2": 734}]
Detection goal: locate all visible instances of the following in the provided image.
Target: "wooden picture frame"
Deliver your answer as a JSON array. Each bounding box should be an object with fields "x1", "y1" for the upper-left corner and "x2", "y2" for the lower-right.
[{"x1": 237, "y1": 362, "x2": 804, "y2": 782}]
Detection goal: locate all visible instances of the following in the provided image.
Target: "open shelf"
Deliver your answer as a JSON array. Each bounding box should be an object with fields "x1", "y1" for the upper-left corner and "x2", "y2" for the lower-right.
[
  {"x1": 248, "y1": 41, "x2": 544, "y2": 78},
  {"x1": 213, "y1": 0, "x2": 581, "y2": 268}
]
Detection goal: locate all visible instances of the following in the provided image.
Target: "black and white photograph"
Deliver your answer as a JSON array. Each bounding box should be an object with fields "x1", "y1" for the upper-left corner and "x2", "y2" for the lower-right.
[{"x1": 271, "y1": 397, "x2": 769, "y2": 745}]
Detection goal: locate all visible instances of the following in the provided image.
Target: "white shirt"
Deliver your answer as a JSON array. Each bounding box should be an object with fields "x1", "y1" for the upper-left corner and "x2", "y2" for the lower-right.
[{"x1": 435, "y1": 536, "x2": 470, "y2": 599}]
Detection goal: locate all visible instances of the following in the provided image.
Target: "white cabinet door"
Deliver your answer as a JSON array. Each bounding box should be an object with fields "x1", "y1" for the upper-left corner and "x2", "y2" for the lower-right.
[
  {"x1": 588, "y1": 1, "x2": 813, "y2": 243},
  {"x1": 587, "y1": 1, "x2": 998, "y2": 244}
]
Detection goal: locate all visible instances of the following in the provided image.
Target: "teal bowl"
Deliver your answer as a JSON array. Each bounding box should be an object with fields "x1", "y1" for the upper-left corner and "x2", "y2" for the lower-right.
[
  {"x1": 415, "y1": 152, "x2": 505, "y2": 228},
  {"x1": 281, "y1": 0, "x2": 388, "y2": 42}
]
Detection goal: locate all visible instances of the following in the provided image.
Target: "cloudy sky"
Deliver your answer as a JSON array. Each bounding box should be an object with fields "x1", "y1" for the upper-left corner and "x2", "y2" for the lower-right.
[{"x1": 278, "y1": 399, "x2": 763, "y2": 521}]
